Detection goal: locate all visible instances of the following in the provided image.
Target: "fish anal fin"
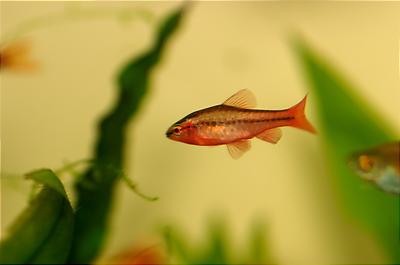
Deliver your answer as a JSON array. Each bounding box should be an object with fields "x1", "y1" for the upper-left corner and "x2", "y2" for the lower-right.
[
  {"x1": 222, "y1": 89, "x2": 256, "y2": 109},
  {"x1": 256, "y1": 128, "x2": 282, "y2": 144},
  {"x1": 227, "y1": 140, "x2": 251, "y2": 159}
]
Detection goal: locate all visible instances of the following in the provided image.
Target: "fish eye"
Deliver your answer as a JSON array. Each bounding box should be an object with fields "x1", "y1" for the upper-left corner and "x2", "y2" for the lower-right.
[
  {"x1": 173, "y1": 127, "x2": 181, "y2": 135},
  {"x1": 358, "y1": 155, "x2": 374, "y2": 172}
]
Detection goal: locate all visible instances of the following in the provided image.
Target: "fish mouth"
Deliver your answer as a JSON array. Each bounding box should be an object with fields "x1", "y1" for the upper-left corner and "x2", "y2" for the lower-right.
[{"x1": 165, "y1": 129, "x2": 173, "y2": 138}]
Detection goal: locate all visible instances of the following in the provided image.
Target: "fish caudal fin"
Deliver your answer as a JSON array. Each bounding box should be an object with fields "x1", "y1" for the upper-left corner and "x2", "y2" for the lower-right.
[
  {"x1": 256, "y1": 128, "x2": 282, "y2": 144},
  {"x1": 289, "y1": 95, "x2": 317, "y2": 134},
  {"x1": 227, "y1": 140, "x2": 251, "y2": 159}
]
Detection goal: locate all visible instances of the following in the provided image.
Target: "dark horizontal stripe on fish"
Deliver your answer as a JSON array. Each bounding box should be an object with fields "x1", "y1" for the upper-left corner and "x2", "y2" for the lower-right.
[
  {"x1": 199, "y1": 117, "x2": 294, "y2": 126},
  {"x1": 181, "y1": 125, "x2": 196, "y2": 130}
]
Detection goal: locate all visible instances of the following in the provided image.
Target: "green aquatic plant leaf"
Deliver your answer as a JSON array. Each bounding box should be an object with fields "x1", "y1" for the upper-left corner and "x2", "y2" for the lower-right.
[
  {"x1": 163, "y1": 224, "x2": 230, "y2": 265},
  {"x1": 163, "y1": 226, "x2": 193, "y2": 264},
  {"x1": 294, "y1": 39, "x2": 400, "y2": 262},
  {"x1": 244, "y1": 220, "x2": 272, "y2": 265},
  {"x1": 68, "y1": 6, "x2": 187, "y2": 264},
  {"x1": 0, "y1": 169, "x2": 74, "y2": 264},
  {"x1": 163, "y1": 219, "x2": 272, "y2": 265},
  {"x1": 198, "y1": 219, "x2": 229, "y2": 265}
]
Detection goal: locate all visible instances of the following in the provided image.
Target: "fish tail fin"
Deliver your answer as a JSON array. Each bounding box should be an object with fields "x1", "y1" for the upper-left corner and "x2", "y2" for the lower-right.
[{"x1": 289, "y1": 95, "x2": 317, "y2": 134}]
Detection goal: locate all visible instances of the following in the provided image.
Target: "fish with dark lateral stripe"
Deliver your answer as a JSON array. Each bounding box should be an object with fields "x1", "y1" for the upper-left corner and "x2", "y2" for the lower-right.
[{"x1": 166, "y1": 89, "x2": 316, "y2": 159}]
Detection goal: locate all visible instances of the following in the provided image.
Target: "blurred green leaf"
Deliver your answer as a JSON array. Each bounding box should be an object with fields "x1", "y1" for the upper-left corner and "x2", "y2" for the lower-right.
[
  {"x1": 27, "y1": 168, "x2": 69, "y2": 199},
  {"x1": 68, "y1": 6, "x2": 187, "y2": 264},
  {"x1": 163, "y1": 226, "x2": 193, "y2": 264},
  {"x1": 294, "y1": 38, "x2": 399, "y2": 262},
  {"x1": 198, "y1": 219, "x2": 229, "y2": 265},
  {"x1": 163, "y1": 223, "x2": 230, "y2": 265},
  {"x1": 245, "y1": 220, "x2": 271, "y2": 265},
  {"x1": 163, "y1": 218, "x2": 272, "y2": 265},
  {"x1": 0, "y1": 169, "x2": 74, "y2": 264}
]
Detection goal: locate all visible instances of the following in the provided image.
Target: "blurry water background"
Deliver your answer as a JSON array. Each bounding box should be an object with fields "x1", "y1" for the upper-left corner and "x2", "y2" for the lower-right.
[{"x1": 1, "y1": 2, "x2": 400, "y2": 264}]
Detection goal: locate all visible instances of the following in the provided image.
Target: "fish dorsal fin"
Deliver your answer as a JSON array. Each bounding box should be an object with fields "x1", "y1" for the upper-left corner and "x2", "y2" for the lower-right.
[
  {"x1": 227, "y1": 140, "x2": 251, "y2": 159},
  {"x1": 256, "y1": 128, "x2": 282, "y2": 144},
  {"x1": 222, "y1": 89, "x2": 256, "y2": 109}
]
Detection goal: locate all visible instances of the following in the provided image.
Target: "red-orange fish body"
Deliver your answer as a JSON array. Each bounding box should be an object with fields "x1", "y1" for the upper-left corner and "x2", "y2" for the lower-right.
[{"x1": 166, "y1": 89, "x2": 316, "y2": 158}]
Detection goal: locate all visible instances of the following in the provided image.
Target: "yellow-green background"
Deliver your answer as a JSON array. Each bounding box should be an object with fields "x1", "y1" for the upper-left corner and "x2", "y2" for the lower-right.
[{"x1": 1, "y1": 2, "x2": 399, "y2": 264}]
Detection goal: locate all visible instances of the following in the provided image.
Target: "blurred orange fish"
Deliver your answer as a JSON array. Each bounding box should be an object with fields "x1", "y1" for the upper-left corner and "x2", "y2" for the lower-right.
[
  {"x1": 100, "y1": 244, "x2": 165, "y2": 265},
  {"x1": 166, "y1": 89, "x2": 316, "y2": 158},
  {"x1": 0, "y1": 40, "x2": 38, "y2": 72}
]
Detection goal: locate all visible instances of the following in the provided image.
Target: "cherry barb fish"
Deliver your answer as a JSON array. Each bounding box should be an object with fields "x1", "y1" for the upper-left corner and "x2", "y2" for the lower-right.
[{"x1": 166, "y1": 89, "x2": 316, "y2": 158}]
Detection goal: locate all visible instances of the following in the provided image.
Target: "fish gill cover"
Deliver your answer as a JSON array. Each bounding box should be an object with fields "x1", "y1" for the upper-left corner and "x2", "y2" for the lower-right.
[{"x1": 293, "y1": 37, "x2": 400, "y2": 263}]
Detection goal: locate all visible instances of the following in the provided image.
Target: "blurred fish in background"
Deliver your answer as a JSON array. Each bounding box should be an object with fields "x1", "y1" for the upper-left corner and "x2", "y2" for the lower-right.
[
  {"x1": 349, "y1": 141, "x2": 400, "y2": 194},
  {"x1": 0, "y1": 40, "x2": 38, "y2": 72},
  {"x1": 99, "y1": 243, "x2": 165, "y2": 265}
]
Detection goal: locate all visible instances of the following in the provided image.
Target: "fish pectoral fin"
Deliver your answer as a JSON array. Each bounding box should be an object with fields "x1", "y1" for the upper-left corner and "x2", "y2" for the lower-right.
[
  {"x1": 227, "y1": 140, "x2": 251, "y2": 159},
  {"x1": 256, "y1": 128, "x2": 282, "y2": 144},
  {"x1": 222, "y1": 89, "x2": 256, "y2": 109}
]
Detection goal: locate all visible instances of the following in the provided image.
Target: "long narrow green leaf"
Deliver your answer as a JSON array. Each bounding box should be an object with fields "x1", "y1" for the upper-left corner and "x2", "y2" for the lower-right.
[
  {"x1": 294, "y1": 38, "x2": 400, "y2": 262},
  {"x1": 0, "y1": 169, "x2": 74, "y2": 264},
  {"x1": 68, "y1": 6, "x2": 187, "y2": 263}
]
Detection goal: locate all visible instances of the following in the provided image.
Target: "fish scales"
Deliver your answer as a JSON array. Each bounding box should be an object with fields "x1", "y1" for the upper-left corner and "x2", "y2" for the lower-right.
[{"x1": 190, "y1": 105, "x2": 294, "y2": 143}]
